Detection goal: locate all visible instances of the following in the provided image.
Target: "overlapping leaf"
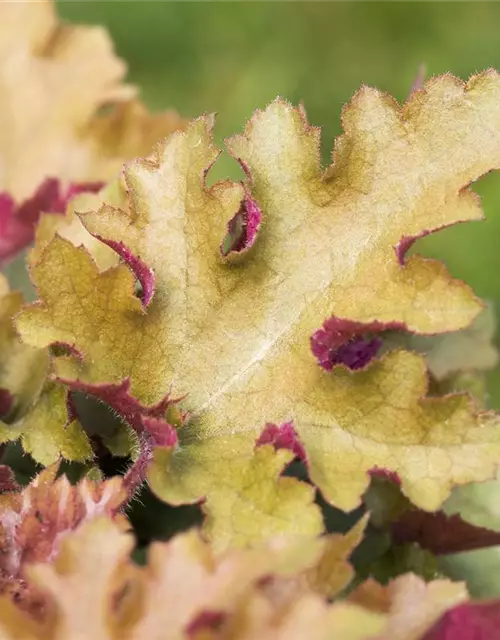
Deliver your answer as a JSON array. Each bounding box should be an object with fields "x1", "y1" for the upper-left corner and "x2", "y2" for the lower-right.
[
  {"x1": 2, "y1": 514, "x2": 492, "y2": 640},
  {"x1": 81, "y1": 100, "x2": 186, "y2": 182},
  {"x1": 17, "y1": 73, "x2": 500, "y2": 545},
  {"x1": 30, "y1": 179, "x2": 128, "y2": 271},
  {"x1": 383, "y1": 305, "x2": 498, "y2": 382},
  {"x1": 0, "y1": 274, "x2": 48, "y2": 420},
  {"x1": 0, "y1": 0, "x2": 185, "y2": 267},
  {"x1": 0, "y1": 275, "x2": 92, "y2": 465},
  {"x1": 349, "y1": 573, "x2": 468, "y2": 640},
  {"x1": 0, "y1": 465, "x2": 126, "y2": 615},
  {"x1": 0, "y1": 0, "x2": 132, "y2": 200},
  {"x1": 0, "y1": 517, "x2": 386, "y2": 639}
]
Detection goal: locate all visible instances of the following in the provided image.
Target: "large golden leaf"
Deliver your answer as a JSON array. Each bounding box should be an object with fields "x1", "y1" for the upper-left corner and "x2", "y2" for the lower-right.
[{"x1": 16, "y1": 73, "x2": 500, "y2": 545}]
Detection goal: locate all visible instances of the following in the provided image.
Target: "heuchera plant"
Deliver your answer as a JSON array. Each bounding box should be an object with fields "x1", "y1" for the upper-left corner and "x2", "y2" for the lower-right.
[{"x1": 2, "y1": 1, "x2": 500, "y2": 638}]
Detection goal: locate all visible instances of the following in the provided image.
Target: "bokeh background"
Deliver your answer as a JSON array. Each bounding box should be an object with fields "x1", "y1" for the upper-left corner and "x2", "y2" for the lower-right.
[{"x1": 55, "y1": 1, "x2": 500, "y2": 595}]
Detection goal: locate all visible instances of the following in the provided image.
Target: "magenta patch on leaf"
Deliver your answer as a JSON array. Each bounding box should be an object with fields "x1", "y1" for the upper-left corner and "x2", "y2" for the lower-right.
[
  {"x1": 256, "y1": 421, "x2": 306, "y2": 461},
  {"x1": 369, "y1": 467, "x2": 401, "y2": 485},
  {"x1": 220, "y1": 192, "x2": 262, "y2": 257},
  {"x1": 54, "y1": 376, "x2": 179, "y2": 448},
  {"x1": 311, "y1": 317, "x2": 405, "y2": 371},
  {"x1": 422, "y1": 601, "x2": 500, "y2": 640},
  {"x1": 0, "y1": 179, "x2": 102, "y2": 265},
  {"x1": 0, "y1": 388, "x2": 14, "y2": 418},
  {"x1": 93, "y1": 236, "x2": 155, "y2": 307}
]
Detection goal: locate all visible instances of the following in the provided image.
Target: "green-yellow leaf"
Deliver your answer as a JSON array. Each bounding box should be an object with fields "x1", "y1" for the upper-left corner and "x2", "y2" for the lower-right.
[{"x1": 0, "y1": 277, "x2": 91, "y2": 464}]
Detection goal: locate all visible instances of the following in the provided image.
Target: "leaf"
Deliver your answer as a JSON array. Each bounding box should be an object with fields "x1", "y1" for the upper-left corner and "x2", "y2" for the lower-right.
[
  {"x1": 0, "y1": 465, "x2": 20, "y2": 493},
  {"x1": 0, "y1": 0, "x2": 185, "y2": 205},
  {"x1": 81, "y1": 100, "x2": 187, "y2": 183},
  {"x1": 0, "y1": 277, "x2": 91, "y2": 466},
  {"x1": 304, "y1": 514, "x2": 368, "y2": 598},
  {"x1": 0, "y1": 0, "x2": 134, "y2": 200},
  {"x1": 383, "y1": 305, "x2": 498, "y2": 382},
  {"x1": 0, "y1": 179, "x2": 103, "y2": 266},
  {"x1": 421, "y1": 600, "x2": 500, "y2": 640},
  {"x1": 0, "y1": 465, "x2": 127, "y2": 615},
  {"x1": 349, "y1": 573, "x2": 468, "y2": 640},
  {"x1": 391, "y1": 509, "x2": 500, "y2": 555},
  {"x1": 0, "y1": 517, "x2": 386, "y2": 640},
  {"x1": 0, "y1": 382, "x2": 93, "y2": 467},
  {"x1": 30, "y1": 179, "x2": 128, "y2": 271},
  {"x1": 0, "y1": 275, "x2": 48, "y2": 419},
  {"x1": 17, "y1": 73, "x2": 500, "y2": 543},
  {"x1": 193, "y1": 444, "x2": 323, "y2": 552}
]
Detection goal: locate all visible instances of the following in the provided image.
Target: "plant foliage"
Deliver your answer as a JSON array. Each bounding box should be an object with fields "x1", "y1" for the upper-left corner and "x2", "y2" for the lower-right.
[{"x1": 1, "y1": 1, "x2": 500, "y2": 637}]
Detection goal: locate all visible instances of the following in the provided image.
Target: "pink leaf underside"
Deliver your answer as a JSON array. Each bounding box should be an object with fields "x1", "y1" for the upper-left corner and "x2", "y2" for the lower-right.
[
  {"x1": 90, "y1": 235, "x2": 155, "y2": 307},
  {"x1": 186, "y1": 611, "x2": 226, "y2": 637},
  {"x1": 310, "y1": 317, "x2": 407, "y2": 371},
  {"x1": 256, "y1": 421, "x2": 401, "y2": 484},
  {"x1": 220, "y1": 191, "x2": 262, "y2": 256},
  {"x1": 54, "y1": 372, "x2": 178, "y2": 448},
  {"x1": 256, "y1": 421, "x2": 306, "y2": 460},
  {"x1": 0, "y1": 179, "x2": 102, "y2": 265}
]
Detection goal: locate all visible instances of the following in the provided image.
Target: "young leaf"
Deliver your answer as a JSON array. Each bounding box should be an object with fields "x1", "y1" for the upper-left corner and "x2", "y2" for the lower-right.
[
  {"x1": 0, "y1": 465, "x2": 126, "y2": 615},
  {"x1": 16, "y1": 73, "x2": 500, "y2": 544},
  {"x1": 196, "y1": 444, "x2": 323, "y2": 551},
  {"x1": 0, "y1": 277, "x2": 92, "y2": 465},
  {"x1": 0, "y1": 382, "x2": 93, "y2": 467},
  {"x1": 304, "y1": 514, "x2": 368, "y2": 598}
]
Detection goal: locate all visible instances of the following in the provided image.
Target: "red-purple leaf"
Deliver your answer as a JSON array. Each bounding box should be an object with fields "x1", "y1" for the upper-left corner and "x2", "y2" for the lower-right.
[
  {"x1": 422, "y1": 601, "x2": 500, "y2": 640},
  {"x1": 392, "y1": 510, "x2": 500, "y2": 555}
]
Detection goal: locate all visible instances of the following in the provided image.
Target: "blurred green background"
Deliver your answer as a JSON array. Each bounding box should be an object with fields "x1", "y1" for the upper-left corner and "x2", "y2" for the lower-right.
[{"x1": 55, "y1": 1, "x2": 500, "y2": 595}]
